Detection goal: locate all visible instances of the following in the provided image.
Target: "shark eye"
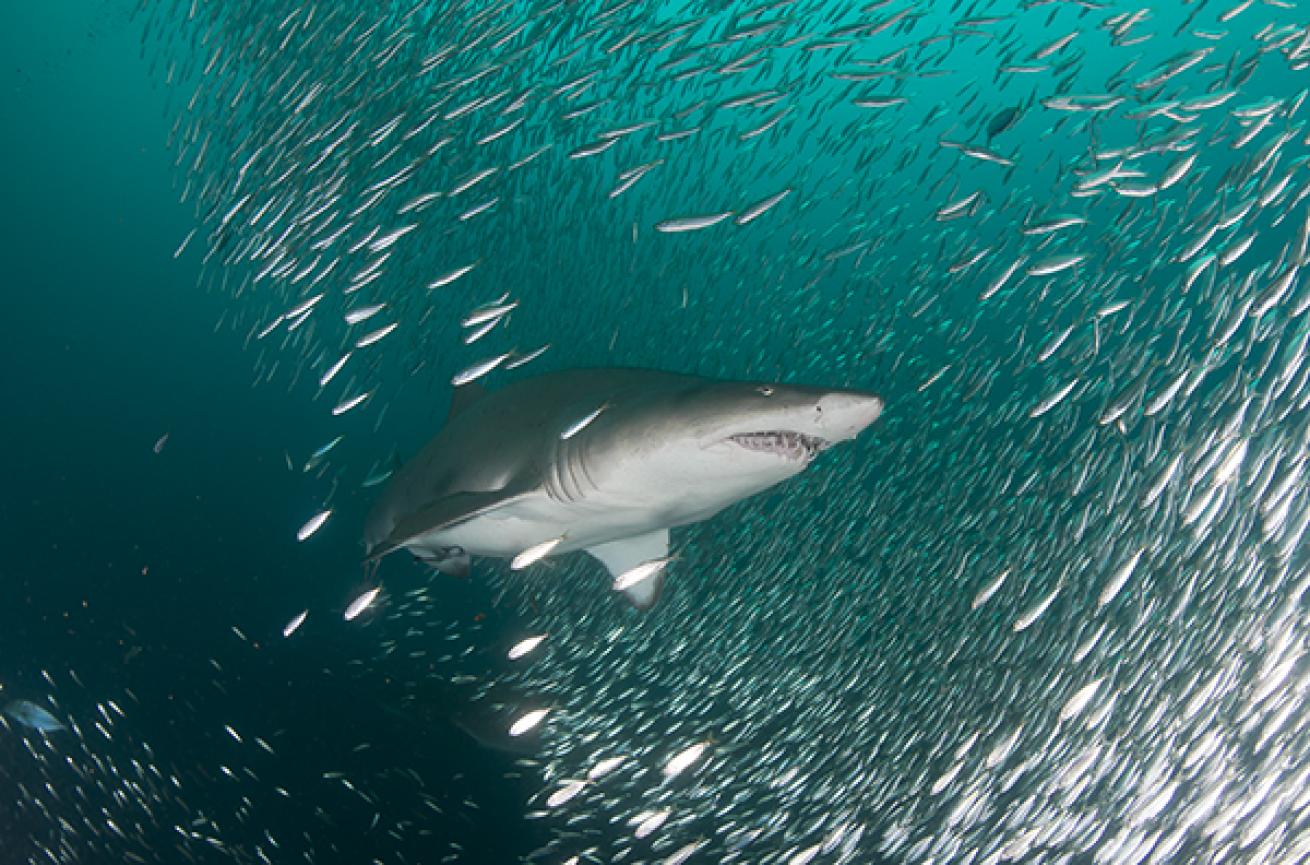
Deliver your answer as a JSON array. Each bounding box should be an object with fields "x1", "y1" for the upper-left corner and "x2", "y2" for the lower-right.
[{"x1": 756, "y1": 386, "x2": 774, "y2": 396}]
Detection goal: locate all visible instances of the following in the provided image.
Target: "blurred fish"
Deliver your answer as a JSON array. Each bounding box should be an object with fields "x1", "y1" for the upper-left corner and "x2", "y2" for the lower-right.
[
  {"x1": 985, "y1": 105, "x2": 1022, "y2": 140},
  {"x1": 362, "y1": 460, "x2": 395, "y2": 489},
  {"x1": 303, "y1": 435, "x2": 343, "y2": 472},
  {"x1": 4, "y1": 700, "x2": 65, "y2": 734}
]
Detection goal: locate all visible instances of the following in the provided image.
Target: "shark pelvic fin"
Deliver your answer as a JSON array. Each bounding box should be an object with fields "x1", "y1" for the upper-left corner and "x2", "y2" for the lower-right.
[
  {"x1": 416, "y1": 546, "x2": 471, "y2": 578},
  {"x1": 586, "y1": 529, "x2": 670, "y2": 611}
]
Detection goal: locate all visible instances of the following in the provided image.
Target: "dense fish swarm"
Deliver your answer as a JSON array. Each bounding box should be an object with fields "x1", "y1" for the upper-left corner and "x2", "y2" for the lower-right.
[
  {"x1": 4, "y1": 606, "x2": 525, "y2": 864},
  {"x1": 96, "y1": 0, "x2": 1310, "y2": 861}
]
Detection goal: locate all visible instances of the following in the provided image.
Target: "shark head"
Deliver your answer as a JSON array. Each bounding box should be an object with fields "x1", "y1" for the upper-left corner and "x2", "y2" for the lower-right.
[
  {"x1": 696, "y1": 381, "x2": 886, "y2": 455},
  {"x1": 582, "y1": 378, "x2": 884, "y2": 521}
]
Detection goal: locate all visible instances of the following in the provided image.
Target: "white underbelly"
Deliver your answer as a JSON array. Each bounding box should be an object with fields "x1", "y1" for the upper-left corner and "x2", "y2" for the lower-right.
[{"x1": 405, "y1": 492, "x2": 672, "y2": 559}]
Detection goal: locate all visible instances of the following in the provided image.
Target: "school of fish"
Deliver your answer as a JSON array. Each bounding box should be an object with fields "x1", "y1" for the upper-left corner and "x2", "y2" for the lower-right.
[{"x1": 14, "y1": 0, "x2": 1310, "y2": 862}]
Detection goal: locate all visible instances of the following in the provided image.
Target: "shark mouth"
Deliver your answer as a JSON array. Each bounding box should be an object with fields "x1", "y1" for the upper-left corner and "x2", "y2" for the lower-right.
[{"x1": 728, "y1": 431, "x2": 829, "y2": 461}]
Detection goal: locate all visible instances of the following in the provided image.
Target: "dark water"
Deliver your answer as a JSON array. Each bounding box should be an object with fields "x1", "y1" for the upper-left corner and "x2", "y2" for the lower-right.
[{"x1": 4, "y1": 5, "x2": 540, "y2": 863}]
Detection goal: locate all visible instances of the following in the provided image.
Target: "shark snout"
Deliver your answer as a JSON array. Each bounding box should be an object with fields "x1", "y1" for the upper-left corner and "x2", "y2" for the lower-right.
[{"x1": 816, "y1": 391, "x2": 884, "y2": 441}]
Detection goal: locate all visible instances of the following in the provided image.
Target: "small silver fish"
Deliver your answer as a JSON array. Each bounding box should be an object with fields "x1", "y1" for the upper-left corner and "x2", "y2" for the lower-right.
[
  {"x1": 509, "y1": 708, "x2": 551, "y2": 737},
  {"x1": 283, "y1": 610, "x2": 309, "y2": 638},
  {"x1": 511, "y1": 536, "x2": 566, "y2": 570},
  {"x1": 735, "y1": 188, "x2": 791, "y2": 225},
  {"x1": 507, "y1": 634, "x2": 548, "y2": 660},
  {"x1": 452, "y1": 351, "x2": 513, "y2": 387},
  {"x1": 344, "y1": 587, "x2": 381, "y2": 622},
  {"x1": 613, "y1": 556, "x2": 675, "y2": 593},
  {"x1": 296, "y1": 509, "x2": 332, "y2": 542},
  {"x1": 561, "y1": 403, "x2": 608, "y2": 439},
  {"x1": 655, "y1": 212, "x2": 733, "y2": 233},
  {"x1": 428, "y1": 263, "x2": 477, "y2": 289},
  {"x1": 332, "y1": 391, "x2": 371, "y2": 416}
]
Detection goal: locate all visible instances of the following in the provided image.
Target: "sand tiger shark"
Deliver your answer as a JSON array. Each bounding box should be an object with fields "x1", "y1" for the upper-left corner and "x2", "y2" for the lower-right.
[{"x1": 364, "y1": 368, "x2": 883, "y2": 610}]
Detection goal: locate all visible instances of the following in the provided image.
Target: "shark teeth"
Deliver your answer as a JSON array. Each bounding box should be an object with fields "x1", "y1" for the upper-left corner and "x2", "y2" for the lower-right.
[{"x1": 728, "y1": 431, "x2": 828, "y2": 461}]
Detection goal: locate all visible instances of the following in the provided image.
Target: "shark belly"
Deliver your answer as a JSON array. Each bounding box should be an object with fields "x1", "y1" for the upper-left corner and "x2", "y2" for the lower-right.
[{"x1": 407, "y1": 490, "x2": 672, "y2": 560}]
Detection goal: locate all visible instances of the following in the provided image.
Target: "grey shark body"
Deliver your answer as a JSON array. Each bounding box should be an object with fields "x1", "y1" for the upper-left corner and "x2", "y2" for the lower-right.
[{"x1": 364, "y1": 367, "x2": 883, "y2": 609}]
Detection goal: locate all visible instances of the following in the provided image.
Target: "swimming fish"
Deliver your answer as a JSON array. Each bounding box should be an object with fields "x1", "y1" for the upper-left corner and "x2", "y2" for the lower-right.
[{"x1": 4, "y1": 700, "x2": 66, "y2": 734}]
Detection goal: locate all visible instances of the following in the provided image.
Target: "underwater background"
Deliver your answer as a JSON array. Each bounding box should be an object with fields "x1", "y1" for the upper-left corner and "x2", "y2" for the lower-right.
[
  {"x1": 4, "y1": 4, "x2": 538, "y2": 863},
  {"x1": 6, "y1": 0, "x2": 1310, "y2": 863}
]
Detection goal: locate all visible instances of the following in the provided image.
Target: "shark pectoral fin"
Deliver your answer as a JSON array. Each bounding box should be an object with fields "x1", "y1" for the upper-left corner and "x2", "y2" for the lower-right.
[
  {"x1": 387, "y1": 486, "x2": 534, "y2": 550},
  {"x1": 586, "y1": 529, "x2": 670, "y2": 612}
]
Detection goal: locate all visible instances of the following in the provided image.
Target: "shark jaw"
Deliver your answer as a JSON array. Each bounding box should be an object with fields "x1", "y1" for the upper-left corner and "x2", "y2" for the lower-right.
[{"x1": 726, "y1": 430, "x2": 831, "y2": 463}]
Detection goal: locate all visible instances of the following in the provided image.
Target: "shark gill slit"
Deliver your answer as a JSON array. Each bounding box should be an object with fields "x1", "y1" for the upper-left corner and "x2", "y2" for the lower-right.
[
  {"x1": 564, "y1": 438, "x2": 588, "y2": 502},
  {"x1": 575, "y1": 443, "x2": 600, "y2": 498},
  {"x1": 545, "y1": 438, "x2": 573, "y2": 504},
  {"x1": 543, "y1": 454, "x2": 562, "y2": 503}
]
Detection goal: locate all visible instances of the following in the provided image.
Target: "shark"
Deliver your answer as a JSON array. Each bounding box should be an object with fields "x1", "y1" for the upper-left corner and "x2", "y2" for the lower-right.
[{"x1": 364, "y1": 367, "x2": 884, "y2": 610}]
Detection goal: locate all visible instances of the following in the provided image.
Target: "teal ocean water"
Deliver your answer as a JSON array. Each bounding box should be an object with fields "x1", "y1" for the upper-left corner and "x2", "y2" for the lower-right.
[{"x1": 6, "y1": 1, "x2": 1310, "y2": 863}]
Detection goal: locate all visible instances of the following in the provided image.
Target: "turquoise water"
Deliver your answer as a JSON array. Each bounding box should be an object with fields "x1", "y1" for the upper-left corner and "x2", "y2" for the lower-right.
[{"x1": 7, "y1": 0, "x2": 1310, "y2": 863}]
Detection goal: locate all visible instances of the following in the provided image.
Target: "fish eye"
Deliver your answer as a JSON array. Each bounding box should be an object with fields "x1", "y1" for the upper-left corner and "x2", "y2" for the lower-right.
[{"x1": 756, "y1": 386, "x2": 774, "y2": 396}]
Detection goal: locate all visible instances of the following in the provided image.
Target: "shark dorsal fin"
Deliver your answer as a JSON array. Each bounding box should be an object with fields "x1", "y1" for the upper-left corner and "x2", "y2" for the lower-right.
[{"x1": 447, "y1": 382, "x2": 488, "y2": 420}]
